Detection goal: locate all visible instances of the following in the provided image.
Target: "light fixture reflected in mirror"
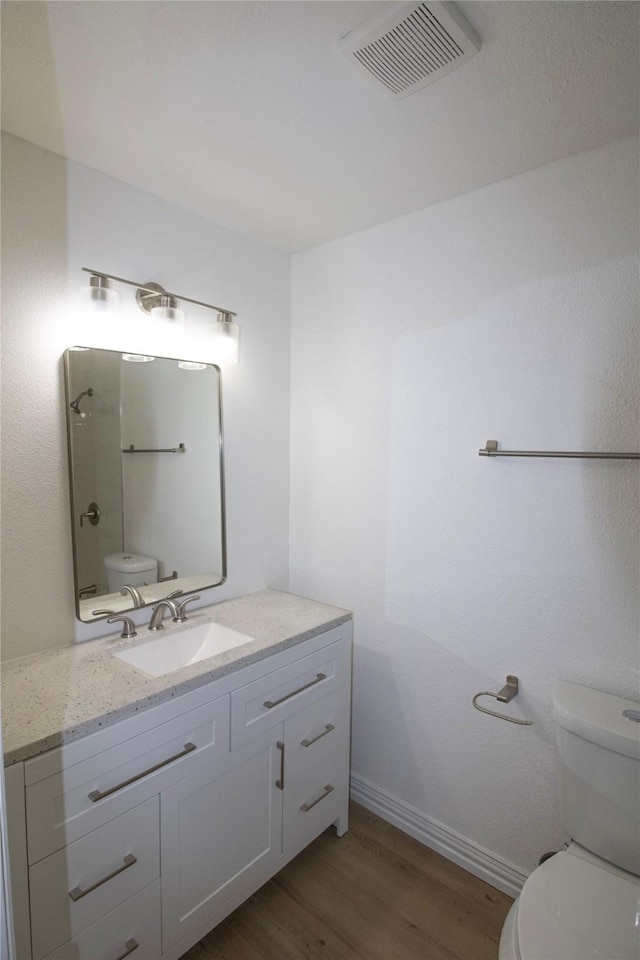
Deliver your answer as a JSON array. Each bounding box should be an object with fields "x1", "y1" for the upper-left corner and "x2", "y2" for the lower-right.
[
  {"x1": 80, "y1": 268, "x2": 239, "y2": 364},
  {"x1": 122, "y1": 354, "x2": 155, "y2": 363},
  {"x1": 179, "y1": 361, "x2": 208, "y2": 370}
]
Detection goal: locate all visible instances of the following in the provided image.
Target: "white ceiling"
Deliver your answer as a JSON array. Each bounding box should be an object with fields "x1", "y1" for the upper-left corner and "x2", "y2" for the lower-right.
[{"x1": 1, "y1": 1, "x2": 638, "y2": 251}]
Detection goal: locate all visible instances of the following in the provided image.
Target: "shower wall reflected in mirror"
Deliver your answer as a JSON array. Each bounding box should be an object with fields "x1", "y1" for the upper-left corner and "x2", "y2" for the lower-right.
[{"x1": 64, "y1": 347, "x2": 226, "y2": 623}]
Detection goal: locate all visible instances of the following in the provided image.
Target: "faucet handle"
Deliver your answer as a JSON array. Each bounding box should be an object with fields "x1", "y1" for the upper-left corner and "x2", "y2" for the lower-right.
[
  {"x1": 107, "y1": 616, "x2": 137, "y2": 639},
  {"x1": 173, "y1": 595, "x2": 201, "y2": 623},
  {"x1": 79, "y1": 502, "x2": 100, "y2": 527}
]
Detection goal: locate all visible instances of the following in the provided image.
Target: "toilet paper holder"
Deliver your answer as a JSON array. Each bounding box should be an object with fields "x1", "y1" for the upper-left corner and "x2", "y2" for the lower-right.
[{"x1": 472, "y1": 675, "x2": 533, "y2": 725}]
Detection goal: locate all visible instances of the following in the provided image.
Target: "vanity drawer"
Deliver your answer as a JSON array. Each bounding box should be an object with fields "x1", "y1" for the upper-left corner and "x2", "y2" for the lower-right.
[
  {"x1": 230, "y1": 634, "x2": 350, "y2": 749},
  {"x1": 42, "y1": 878, "x2": 161, "y2": 960},
  {"x1": 30, "y1": 796, "x2": 159, "y2": 960},
  {"x1": 283, "y1": 689, "x2": 351, "y2": 855},
  {"x1": 26, "y1": 695, "x2": 229, "y2": 863}
]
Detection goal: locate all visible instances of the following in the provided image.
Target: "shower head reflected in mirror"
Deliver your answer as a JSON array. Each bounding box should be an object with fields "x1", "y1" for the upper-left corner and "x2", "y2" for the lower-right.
[{"x1": 70, "y1": 387, "x2": 94, "y2": 416}]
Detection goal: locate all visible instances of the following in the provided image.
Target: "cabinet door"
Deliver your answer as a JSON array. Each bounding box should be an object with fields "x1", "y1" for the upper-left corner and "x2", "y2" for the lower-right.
[
  {"x1": 283, "y1": 688, "x2": 351, "y2": 857},
  {"x1": 161, "y1": 730, "x2": 284, "y2": 951}
]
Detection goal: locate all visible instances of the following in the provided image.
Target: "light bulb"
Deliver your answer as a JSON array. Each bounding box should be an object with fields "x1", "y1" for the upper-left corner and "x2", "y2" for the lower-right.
[
  {"x1": 150, "y1": 296, "x2": 185, "y2": 328},
  {"x1": 211, "y1": 313, "x2": 240, "y2": 365},
  {"x1": 80, "y1": 275, "x2": 121, "y2": 317}
]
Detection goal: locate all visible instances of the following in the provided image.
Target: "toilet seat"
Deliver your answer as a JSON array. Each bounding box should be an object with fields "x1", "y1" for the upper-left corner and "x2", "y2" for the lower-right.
[{"x1": 513, "y1": 851, "x2": 640, "y2": 960}]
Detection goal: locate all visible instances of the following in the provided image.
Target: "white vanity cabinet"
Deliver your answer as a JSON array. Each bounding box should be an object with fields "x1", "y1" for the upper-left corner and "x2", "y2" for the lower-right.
[{"x1": 6, "y1": 621, "x2": 352, "y2": 960}]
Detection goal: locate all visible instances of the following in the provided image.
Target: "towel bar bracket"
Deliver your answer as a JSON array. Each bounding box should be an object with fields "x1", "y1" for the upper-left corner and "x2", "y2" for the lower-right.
[{"x1": 496, "y1": 675, "x2": 519, "y2": 703}]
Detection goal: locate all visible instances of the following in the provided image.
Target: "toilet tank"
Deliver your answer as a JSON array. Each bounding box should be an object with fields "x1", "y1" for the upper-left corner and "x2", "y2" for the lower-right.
[
  {"x1": 552, "y1": 680, "x2": 640, "y2": 876},
  {"x1": 104, "y1": 553, "x2": 158, "y2": 593}
]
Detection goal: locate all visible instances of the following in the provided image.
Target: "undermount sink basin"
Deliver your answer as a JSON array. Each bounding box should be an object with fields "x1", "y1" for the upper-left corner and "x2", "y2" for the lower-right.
[{"x1": 114, "y1": 621, "x2": 255, "y2": 678}]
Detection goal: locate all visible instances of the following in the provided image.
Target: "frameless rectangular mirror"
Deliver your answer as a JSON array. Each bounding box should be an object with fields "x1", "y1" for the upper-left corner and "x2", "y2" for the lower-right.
[{"x1": 64, "y1": 347, "x2": 226, "y2": 622}]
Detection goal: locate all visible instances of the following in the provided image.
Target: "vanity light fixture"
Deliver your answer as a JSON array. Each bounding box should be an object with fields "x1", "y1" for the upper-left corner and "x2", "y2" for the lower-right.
[
  {"x1": 210, "y1": 312, "x2": 240, "y2": 365},
  {"x1": 80, "y1": 273, "x2": 121, "y2": 317},
  {"x1": 150, "y1": 295, "x2": 185, "y2": 327},
  {"x1": 134, "y1": 281, "x2": 185, "y2": 330},
  {"x1": 81, "y1": 268, "x2": 239, "y2": 363}
]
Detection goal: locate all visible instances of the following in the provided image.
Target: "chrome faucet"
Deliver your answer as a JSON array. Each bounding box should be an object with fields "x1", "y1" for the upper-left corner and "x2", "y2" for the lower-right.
[
  {"x1": 121, "y1": 584, "x2": 144, "y2": 608},
  {"x1": 148, "y1": 599, "x2": 179, "y2": 631}
]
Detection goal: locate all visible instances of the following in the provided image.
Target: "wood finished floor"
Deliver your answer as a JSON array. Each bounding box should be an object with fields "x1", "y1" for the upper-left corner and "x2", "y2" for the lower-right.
[{"x1": 180, "y1": 802, "x2": 513, "y2": 960}]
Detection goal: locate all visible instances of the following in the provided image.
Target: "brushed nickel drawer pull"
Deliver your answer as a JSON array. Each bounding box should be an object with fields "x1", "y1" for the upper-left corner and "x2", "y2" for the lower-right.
[
  {"x1": 300, "y1": 784, "x2": 334, "y2": 812},
  {"x1": 276, "y1": 741, "x2": 285, "y2": 790},
  {"x1": 88, "y1": 742, "x2": 197, "y2": 802},
  {"x1": 263, "y1": 673, "x2": 327, "y2": 709},
  {"x1": 301, "y1": 723, "x2": 335, "y2": 748},
  {"x1": 69, "y1": 853, "x2": 137, "y2": 901},
  {"x1": 114, "y1": 939, "x2": 139, "y2": 960}
]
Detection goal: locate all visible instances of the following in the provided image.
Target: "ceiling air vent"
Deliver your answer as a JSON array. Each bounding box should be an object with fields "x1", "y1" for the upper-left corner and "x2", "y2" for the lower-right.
[{"x1": 339, "y1": 1, "x2": 481, "y2": 100}]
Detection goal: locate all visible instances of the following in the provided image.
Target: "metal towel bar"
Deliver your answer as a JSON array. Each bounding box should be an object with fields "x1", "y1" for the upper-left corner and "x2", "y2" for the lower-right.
[
  {"x1": 479, "y1": 440, "x2": 639, "y2": 460},
  {"x1": 122, "y1": 443, "x2": 186, "y2": 454},
  {"x1": 472, "y1": 675, "x2": 533, "y2": 725}
]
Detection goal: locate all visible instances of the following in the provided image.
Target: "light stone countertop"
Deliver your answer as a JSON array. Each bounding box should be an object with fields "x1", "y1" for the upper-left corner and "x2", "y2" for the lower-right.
[{"x1": 2, "y1": 589, "x2": 352, "y2": 766}]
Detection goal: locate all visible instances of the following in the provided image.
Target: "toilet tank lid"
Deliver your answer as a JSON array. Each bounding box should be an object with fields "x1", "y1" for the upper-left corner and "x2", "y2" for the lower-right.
[
  {"x1": 552, "y1": 681, "x2": 640, "y2": 760},
  {"x1": 104, "y1": 553, "x2": 157, "y2": 573}
]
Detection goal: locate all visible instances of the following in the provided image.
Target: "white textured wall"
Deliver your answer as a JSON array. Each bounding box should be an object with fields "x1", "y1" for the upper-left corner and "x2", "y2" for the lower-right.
[
  {"x1": 290, "y1": 138, "x2": 640, "y2": 875},
  {"x1": 1, "y1": 133, "x2": 291, "y2": 658}
]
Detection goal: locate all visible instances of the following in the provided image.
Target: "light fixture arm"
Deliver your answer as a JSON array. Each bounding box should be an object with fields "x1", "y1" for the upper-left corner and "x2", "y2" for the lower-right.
[{"x1": 81, "y1": 267, "x2": 237, "y2": 318}]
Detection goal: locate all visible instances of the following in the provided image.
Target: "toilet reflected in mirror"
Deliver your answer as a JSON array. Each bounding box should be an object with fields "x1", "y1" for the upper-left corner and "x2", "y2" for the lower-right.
[{"x1": 105, "y1": 553, "x2": 158, "y2": 594}]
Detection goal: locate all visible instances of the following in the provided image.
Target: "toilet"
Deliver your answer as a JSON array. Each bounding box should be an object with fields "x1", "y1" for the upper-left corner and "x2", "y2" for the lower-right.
[
  {"x1": 104, "y1": 552, "x2": 158, "y2": 593},
  {"x1": 499, "y1": 680, "x2": 640, "y2": 960}
]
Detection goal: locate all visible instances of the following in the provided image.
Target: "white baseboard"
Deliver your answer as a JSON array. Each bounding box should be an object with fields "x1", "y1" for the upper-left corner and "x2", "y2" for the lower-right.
[{"x1": 350, "y1": 772, "x2": 528, "y2": 899}]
